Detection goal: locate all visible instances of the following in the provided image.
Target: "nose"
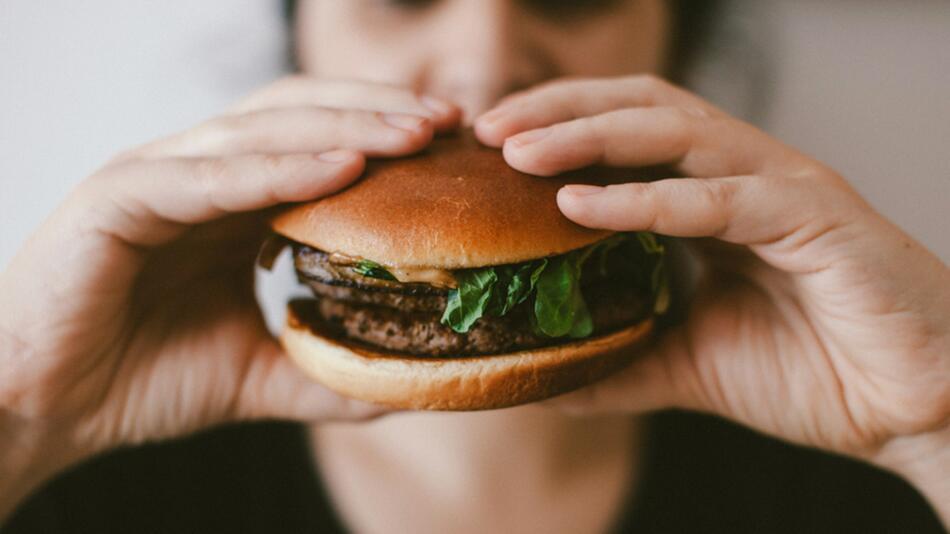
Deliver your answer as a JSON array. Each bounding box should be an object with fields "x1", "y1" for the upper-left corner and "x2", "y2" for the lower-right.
[{"x1": 426, "y1": 0, "x2": 545, "y2": 122}]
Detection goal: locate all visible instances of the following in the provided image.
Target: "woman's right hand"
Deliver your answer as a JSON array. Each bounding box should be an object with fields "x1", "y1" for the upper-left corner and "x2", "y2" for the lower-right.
[{"x1": 0, "y1": 77, "x2": 460, "y2": 519}]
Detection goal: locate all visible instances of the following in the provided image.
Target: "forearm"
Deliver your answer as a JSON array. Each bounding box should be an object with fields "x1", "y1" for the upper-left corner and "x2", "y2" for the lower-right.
[{"x1": 874, "y1": 425, "x2": 950, "y2": 528}]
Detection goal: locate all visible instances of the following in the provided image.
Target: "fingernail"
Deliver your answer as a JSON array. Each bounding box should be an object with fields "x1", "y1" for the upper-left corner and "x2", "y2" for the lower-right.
[
  {"x1": 509, "y1": 127, "x2": 552, "y2": 147},
  {"x1": 382, "y1": 113, "x2": 426, "y2": 131},
  {"x1": 420, "y1": 95, "x2": 453, "y2": 115},
  {"x1": 562, "y1": 184, "x2": 605, "y2": 197},
  {"x1": 318, "y1": 149, "x2": 354, "y2": 163}
]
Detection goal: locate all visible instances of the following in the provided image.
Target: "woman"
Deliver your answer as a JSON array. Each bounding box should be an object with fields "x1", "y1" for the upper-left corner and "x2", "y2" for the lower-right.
[{"x1": 2, "y1": 1, "x2": 947, "y2": 532}]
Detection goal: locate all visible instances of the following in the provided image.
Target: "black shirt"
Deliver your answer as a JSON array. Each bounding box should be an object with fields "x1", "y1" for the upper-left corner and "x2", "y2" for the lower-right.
[{"x1": 5, "y1": 411, "x2": 944, "y2": 533}]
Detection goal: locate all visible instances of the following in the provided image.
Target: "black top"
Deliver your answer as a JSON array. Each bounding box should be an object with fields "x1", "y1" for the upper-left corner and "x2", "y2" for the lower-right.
[{"x1": 5, "y1": 411, "x2": 943, "y2": 534}]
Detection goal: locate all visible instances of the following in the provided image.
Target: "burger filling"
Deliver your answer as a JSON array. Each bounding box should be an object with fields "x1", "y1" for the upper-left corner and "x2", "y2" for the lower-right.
[{"x1": 272, "y1": 233, "x2": 669, "y2": 357}]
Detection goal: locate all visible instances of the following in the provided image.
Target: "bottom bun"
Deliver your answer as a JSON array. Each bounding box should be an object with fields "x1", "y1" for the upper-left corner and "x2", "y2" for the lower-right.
[{"x1": 281, "y1": 300, "x2": 653, "y2": 411}]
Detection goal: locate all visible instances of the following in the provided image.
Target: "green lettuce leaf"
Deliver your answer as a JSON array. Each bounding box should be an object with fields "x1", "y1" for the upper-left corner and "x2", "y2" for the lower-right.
[
  {"x1": 500, "y1": 259, "x2": 547, "y2": 315},
  {"x1": 636, "y1": 232, "x2": 664, "y2": 254},
  {"x1": 534, "y1": 252, "x2": 590, "y2": 338},
  {"x1": 593, "y1": 234, "x2": 626, "y2": 277},
  {"x1": 567, "y1": 292, "x2": 593, "y2": 338},
  {"x1": 439, "y1": 232, "x2": 669, "y2": 337},
  {"x1": 441, "y1": 269, "x2": 499, "y2": 333},
  {"x1": 635, "y1": 232, "x2": 670, "y2": 314},
  {"x1": 451, "y1": 259, "x2": 548, "y2": 333},
  {"x1": 484, "y1": 266, "x2": 513, "y2": 317}
]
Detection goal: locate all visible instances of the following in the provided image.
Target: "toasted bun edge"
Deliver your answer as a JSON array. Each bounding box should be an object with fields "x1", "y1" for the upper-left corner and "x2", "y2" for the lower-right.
[{"x1": 280, "y1": 305, "x2": 653, "y2": 411}]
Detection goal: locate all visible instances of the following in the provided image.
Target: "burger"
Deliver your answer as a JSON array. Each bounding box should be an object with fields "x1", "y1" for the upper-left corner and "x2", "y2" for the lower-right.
[{"x1": 260, "y1": 131, "x2": 670, "y2": 410}]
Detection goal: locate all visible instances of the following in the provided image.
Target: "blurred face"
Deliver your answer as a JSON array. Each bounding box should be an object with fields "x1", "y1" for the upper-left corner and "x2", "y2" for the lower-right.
[{"x1": 296, "y1": 0, "x2": 671, "y2": 118}]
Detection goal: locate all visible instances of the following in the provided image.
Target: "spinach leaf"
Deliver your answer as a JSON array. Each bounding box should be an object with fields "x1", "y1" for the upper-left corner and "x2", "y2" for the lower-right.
[
  {"x1": 482, "y1": 259, "x2": 549, "y2": 318},
  {"x1": 593, "y1": 234, "x2": 626, "y2": 277},
  {"x1": 352, "y1": 259, "x2": 397, "y2": 281},
  {"x1": 440, "y1": 268, "x2": 499, "y2": 333},
  {"x1": 653, "y1": 267, "x2": 671, "y2": 314},
  {"x1": 635, "y1": 232, "x2": 670, "y2": 314},
  {"x1": 636, "y1": 232, "x2": 664, "y2": 255},
  {"x1": 439, "y1": 232, "x2": 668, "y2": 337},
  {"x1": 533, "y1": 233, "x2": 654, "y2": 338},
  {"x1": 567, "y1": 290, "x2": 593, "y2": 338},
  {"x1": 485, "y1": 266, "x2": 514, "y2": 317},
  {"x1": 502, "y1": 259, "x2": 547, "y2": 315},
  {"x1": 534, "y1": 252, "x2": 590, "y2": 338}
]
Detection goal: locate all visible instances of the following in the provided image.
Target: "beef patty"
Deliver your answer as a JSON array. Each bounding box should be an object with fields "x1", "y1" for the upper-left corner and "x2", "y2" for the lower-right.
[{"x1": 292, "y1": 245, "x2": 651, "y2": 357}]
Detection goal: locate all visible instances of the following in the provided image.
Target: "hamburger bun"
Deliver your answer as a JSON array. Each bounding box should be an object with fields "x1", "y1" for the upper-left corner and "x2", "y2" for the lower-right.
[
  {"x1": 271, "y1": 131, "x2": 622, "y2": 269},
  {"x1": 271, "y1": 131, "x2": 664, "y2": 411},
  {"x1": 283, "y1": 300, "x2": 653, "y2": 410}
]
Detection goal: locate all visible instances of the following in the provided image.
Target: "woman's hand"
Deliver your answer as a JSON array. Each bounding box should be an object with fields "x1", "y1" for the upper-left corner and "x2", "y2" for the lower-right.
[
  {"x1": 0, "y1": 77, "x2": 460, "y2": 518},
  {"x1": 476, "y1": 75, "x2": 949, "y2": 516}
]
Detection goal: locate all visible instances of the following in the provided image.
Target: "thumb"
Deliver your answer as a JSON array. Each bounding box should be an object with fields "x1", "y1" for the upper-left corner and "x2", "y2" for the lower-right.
[
  {"x1": 544, "y1": 324, "x2": 704, "y2": 415},
  {"x1": 233, "y1": 340, "x2": 388, "y2": 423}
]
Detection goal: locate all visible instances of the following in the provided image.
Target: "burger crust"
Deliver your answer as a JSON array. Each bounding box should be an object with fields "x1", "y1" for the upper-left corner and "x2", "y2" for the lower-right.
[
  {"x1": 271, "y1": 131, "x2": 631, "y2": 269},
  {"x1": 282, "y1": 301, "x2": 654, "y2": 411}
]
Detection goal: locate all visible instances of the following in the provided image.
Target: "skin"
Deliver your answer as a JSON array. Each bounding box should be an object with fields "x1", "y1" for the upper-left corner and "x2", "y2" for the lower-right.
[
  {"x1": 477, "y1": 73, "x2": 949, "y2": 479},
  {"x1": 0, "y1": 0, "x2": 947, "y2": 530},
  {"x1": 296, "y1": 0, "x2": 669, "y2": 118},
  {"x1": 297, "y1": 2, "x2": 673, "y2": 532},
  {"x1": 299, "y1": 1, "x2": 949, "y2": 531},
  {"x1": 0, "y1": 80, "x2": 462, "y2": 519}
]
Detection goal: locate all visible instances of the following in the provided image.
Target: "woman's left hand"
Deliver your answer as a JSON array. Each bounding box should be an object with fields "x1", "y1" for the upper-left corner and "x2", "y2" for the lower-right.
[{"x1": 475, "y1": 75, "x2": 949, "y2": 518}]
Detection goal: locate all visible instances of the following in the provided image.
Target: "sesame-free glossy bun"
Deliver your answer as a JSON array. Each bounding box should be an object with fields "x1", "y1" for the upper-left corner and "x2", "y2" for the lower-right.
[
  {"x1": 281, "y1": 300, "x2": 653, "y2": 411},
  {"x1": 272, "y1": 131, "x2": 623, "y2": 269}
]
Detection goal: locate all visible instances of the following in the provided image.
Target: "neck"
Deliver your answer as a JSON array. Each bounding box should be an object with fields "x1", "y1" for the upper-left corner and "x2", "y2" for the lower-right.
[{"x1": 310, "y1": 407, "x2": 642, "y2": 534}]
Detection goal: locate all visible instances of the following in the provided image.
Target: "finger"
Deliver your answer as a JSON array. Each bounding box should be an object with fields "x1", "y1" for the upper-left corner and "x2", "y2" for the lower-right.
[
  {"x1": 476, "y1": 75, "x2": 717, "y2": 146},
  {"x1": 234, "y1": 341, "x2": 387, "y2": 423},
  {"x1": 232, "y1": 76, "x2": 462, "y2": 131},
  {"x1": 133, "y1": 107, "x2": 434, "y2": 159},
  {"x1": 544, "y1": 271, "x2": 767, "y2": 419},
  {"x1": 501, "y1": 106, "x2": 789, "y2": 178},
  {"x1": 82, "y1": 150, "x2": 365, "y2": 248},
  {"x1": 556, "y1": 174, "x2": 863, "y2": 257},
  {"x1": 544, "y1": 328, "x2": 697, "y2": 415}
]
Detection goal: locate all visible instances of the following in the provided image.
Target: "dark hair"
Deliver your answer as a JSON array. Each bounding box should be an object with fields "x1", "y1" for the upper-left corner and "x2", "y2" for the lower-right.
[
  {"x1": 282, "y1": 0, "x2": 297, "y2": 26},
  {"x1": 668, "y1": 1, "x2": 720, "y2": 82},
  {"x1": 282, "y1": 0, "x2": 719, "y2": 82}
]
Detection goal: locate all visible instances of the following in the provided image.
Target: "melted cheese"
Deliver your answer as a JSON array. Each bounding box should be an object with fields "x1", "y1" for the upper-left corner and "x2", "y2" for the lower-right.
[
  {"x1": 328, "y1": 252, "x2": 360, "y2": 266},
  {"x1": 388, "y1": 267, "x2": 457, "y2": 289}
]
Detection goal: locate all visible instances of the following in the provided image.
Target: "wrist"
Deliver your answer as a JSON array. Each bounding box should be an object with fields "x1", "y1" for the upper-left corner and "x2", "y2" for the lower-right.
[
  {"x1": 0, "y1": 330, "x2": 90, "y2": 522},
  {"x1": 0, "y1": 419, "x2": 90, "y2": 523},
  {"x1": 873, "y1": 424, "x2": 950, "y2": 527}
]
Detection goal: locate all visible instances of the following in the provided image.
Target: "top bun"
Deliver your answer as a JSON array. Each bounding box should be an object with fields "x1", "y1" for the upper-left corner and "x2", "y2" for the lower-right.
[{"x1": 272, "y1": 130, "x2": 621, "y2": 269}]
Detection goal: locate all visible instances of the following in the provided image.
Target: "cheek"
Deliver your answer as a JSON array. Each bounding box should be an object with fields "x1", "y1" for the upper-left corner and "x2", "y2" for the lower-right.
[
  {"x1": 528, "y1": 2, "x2": 670, "y2": 77},
  {"x1": 296, "y1": 2, "x2": 427, "y2": 87}
]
